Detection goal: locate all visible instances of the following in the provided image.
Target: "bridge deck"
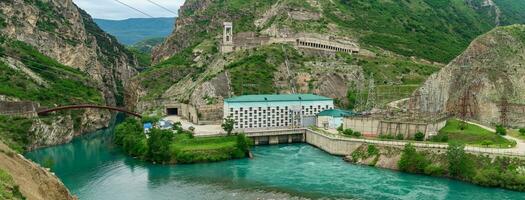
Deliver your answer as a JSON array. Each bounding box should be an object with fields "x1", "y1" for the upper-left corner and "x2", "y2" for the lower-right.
[{"x1": 37, "y1": 105, "x2": 142, "y2": 118}]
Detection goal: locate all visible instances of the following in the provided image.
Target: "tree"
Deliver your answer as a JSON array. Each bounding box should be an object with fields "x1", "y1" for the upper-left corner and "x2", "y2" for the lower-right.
[
  {"x1": 481, "y1": 140, "x2": 493, "y2": 147},
  {"x1": 447, "y1": 142, "x2": 474, "y2": 178},
  {"x1": 147, "y1": 129, "x2": 175, "y2": 163},
  {"x1": 346, "y1": 89, "x2": 358, "y2": 110},
  {"x1": 337, "y1": 124, "x2": 344, "y2": 133},
  {"x1": 519, "y1": 128, "x2": 525, "y2": 136},
  {"x1": 222, "y1": 116, "x2": 235, "y2": 135},
  {"x1": 496, "y1": 125, "x2": 507, "y2": 136},
  {"x1": 414, "y1": 131, "x2": 425, "y2": 141},
  {"x1": 398, "y1": 143, "x2": 430, "y2": 173}
]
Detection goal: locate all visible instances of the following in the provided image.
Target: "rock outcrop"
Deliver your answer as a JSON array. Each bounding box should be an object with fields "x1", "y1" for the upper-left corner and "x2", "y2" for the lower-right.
[{"x1": 411, "y1": 25, "x2": 525, "y2": 127}]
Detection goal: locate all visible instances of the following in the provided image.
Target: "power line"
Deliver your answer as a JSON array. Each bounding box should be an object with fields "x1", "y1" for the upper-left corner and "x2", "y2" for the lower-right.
[
  {"x1": 113, "y1": 0, "x2": 155, "y2": 18},
  {"x1": 145, "y1": 0, "x2": 178, "y2": 15}
]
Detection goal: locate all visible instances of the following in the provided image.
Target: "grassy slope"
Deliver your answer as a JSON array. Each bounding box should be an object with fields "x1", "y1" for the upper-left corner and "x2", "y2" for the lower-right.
[
  {"x1": 438, "y1": 119, "x2": 515, "y2": 147},
  {"x1": 324, "y1": 0, "x2": 502, "y2": 63},
  {"x1": 0, "y1": 37, "x2": 104, "y2": 152},
  {"x1": 0, "y1": 38, "x2": 103, "y2": 106},
  {"x1": 0, "y1": 168, "x2": 25, "y2": 200}
]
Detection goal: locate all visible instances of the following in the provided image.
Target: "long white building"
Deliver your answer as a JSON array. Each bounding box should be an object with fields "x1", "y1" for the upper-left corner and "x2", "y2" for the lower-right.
[{"x1": 223, "y1": 94, "x2": 334, "y2": 130}]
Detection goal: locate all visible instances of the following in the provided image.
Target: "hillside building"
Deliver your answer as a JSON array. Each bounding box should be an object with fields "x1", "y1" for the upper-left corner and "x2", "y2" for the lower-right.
[
  {"x1": 224, "y1": 94, "x2": 334, "y2": 130},
  {"x1": 317, "y1": 109, "x2": 355, "y2": 129}
]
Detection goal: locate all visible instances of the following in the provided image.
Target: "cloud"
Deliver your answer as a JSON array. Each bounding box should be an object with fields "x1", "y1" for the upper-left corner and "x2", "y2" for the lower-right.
[{"x1": 73, "y1": 0, "x2": 185, "y2": 19}]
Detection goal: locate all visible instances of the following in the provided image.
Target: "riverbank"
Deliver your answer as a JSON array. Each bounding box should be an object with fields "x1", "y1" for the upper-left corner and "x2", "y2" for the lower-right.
[
  {"x1": 25, "y1": 131, "x2": 525, "y2": 200},
  {"x1": 0, "y1": 141, "x2": 75, "y2": 200},
  {"x1": 346, "y1": 143, "x2": 525, "y2": 192},
  {"x1": 114, "y1": 118, "x2": 252, "y2": 164}
]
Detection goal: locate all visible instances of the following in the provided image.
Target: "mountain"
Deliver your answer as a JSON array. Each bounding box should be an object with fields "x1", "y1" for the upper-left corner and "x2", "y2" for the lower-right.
[
  {"x1": 127, "y1": 0, "x2": 525, "y2": 117},
  {"x1": 0, "y1": 0, "x2": 138, "y2": 148},
  {"x1": 411, "y1": 24, "x2": 525, "y2": 127},
  {"x1": 94, "y1": 17, "x2": 175, "y2": 45},
  {"x1": 0, "y1": 0, "x2": 140, "y2": 198}
]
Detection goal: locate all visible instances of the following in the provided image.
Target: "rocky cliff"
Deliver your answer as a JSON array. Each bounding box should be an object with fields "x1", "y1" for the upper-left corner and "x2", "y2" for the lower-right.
[
  {"x1": 411, "y1": 25, "x2": 525, "y2": 127},
  {"x1": 0, "y1": 0, "x2": 138, "y2": 149},
  {"x1": 0, "y1": 0, "x2": 138, "y2": 106}
]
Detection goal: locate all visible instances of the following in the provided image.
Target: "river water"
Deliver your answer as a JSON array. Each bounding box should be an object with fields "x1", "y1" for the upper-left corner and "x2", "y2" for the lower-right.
[{"x1": 25, "y1": 124, "x2": 525, "y2": 200}]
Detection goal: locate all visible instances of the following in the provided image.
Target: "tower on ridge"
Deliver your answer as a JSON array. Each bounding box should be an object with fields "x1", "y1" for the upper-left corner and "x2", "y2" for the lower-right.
[{"x1": 221, "y1": 22, "x2": 234, "y2": 53}]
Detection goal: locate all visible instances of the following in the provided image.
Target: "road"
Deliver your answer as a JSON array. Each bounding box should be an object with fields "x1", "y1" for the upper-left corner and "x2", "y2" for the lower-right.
[{"x1": 163, "y1": 116, "x2": 223, "y2": 136}]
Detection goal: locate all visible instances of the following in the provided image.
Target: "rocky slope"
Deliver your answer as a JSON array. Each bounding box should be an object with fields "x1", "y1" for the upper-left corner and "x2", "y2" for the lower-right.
[
  {"x1": 0, "y1": 141, "x2": 75, "y2": 200},
  {"x1": 0, "y1": 0, "x2": 139, "y2": 149},
  {"x1": 136, "y1": 0, "x2": 525, "y2": 119},
  {"x1": 411, "y1": 25, "x2": 525, "y2": 127},
  {"x1": 0, "y1": 0, "x2": 138, "y2": 106}
]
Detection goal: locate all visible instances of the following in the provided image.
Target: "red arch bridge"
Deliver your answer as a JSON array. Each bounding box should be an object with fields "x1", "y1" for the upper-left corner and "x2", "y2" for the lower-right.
[{"x1": 37, "y1": 105, "x2": 142, "y2": 118}]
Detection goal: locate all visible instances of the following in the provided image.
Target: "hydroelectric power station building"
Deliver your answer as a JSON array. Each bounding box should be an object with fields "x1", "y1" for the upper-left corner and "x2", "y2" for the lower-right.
[{"x1": 223, "y1": 94, "x2": 334, "y2": 130}]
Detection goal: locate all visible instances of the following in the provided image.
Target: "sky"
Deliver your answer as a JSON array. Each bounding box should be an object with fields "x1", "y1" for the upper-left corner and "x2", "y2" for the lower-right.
[{"x1": 73, "y1": 0, "x2": 185, "y2": 20}]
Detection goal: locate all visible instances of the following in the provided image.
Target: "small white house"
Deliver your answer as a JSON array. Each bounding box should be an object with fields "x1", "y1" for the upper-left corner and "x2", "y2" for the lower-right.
[{"x1": 317, "y1": 109, "x2": 355, "y2": 129}]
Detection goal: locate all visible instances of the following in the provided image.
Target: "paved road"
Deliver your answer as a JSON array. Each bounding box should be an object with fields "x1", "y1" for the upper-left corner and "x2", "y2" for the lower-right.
[
  {"x1": 163, "y1": 116, "x2": 223, "y2": 136},
  {"x1": 464, "y1": 120, "x2": 525, "y2": 155}
]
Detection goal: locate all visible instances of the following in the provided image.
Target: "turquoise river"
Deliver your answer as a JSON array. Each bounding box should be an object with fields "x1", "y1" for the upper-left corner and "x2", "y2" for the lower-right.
[{"x1": 25, "y1": 123, "x2": 525, "y2": 200}]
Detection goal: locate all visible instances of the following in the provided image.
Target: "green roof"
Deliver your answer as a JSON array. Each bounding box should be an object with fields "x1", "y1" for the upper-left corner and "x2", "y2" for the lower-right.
[
  {"x1": 318, "y1": 109, "x2": 354, "y2": 117},
  {"x1": 225, "y1": 94, "x2": 332, "y2": 103}
]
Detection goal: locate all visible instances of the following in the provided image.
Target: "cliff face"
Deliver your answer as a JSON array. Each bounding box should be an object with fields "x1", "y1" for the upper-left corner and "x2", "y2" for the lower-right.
[
  {"x1": 0, "y1": 0, "x2": 138, "y2": 149},
  {"x1": 411, "y1": 25, "x2": 525, "y2": 127},
  {"x1": 0, "y1": 0, "x2": 138, "y2": 106}
]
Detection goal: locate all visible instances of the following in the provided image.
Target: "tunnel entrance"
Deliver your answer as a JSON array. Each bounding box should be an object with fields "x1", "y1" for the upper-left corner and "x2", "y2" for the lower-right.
[{"x1": 166, "y1": 108, "x2": 179, "y2": 116}]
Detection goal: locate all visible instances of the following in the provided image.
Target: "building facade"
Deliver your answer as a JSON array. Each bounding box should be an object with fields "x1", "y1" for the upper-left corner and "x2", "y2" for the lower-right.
[{"x1": 224, "y1": 94, "x2": 334, "y2": 130}]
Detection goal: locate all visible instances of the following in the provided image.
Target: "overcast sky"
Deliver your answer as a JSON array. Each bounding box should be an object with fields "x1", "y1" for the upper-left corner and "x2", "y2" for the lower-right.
[{"x1": 73, "y1": 0, "x2": 185, "y2": 20}]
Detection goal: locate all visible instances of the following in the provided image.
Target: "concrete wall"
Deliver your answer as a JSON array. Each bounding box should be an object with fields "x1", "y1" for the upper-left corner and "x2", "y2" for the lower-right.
[
  {"x1": 343, "y1": 117, "x2": 381, "y2": 137},
  {"x1": 0, "y1": 101, "x2": 39, "y2": 117},
  {"x1": 343, "y1": 117, "x2": 448, "y2": 139},
  {"x1": 317, "y1": 116, "x2": 343, "y2": 129},
  {"x1": 305, "y1": 130, "x2": 362, "y2": 156}
]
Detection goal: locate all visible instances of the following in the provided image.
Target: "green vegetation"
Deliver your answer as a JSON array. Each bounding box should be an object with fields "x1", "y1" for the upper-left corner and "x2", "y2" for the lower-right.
[
  {"x1": 0, "y1": 116, "x2": 32, "y2": 153},
  {"x1": 221, "y1": 117, "x2": 235, "y2": 135},
  {"x1": 0, "y1": 38, "x2": 103, "y2": 106},
  {"x1": 350, "y1": 144, "x2": 380, "y2": 166},
  {"x1": 0, "y1": 168, "x2": 25, "y2": 200},
  {"x1": 447, "y1": 142, "x2": 475, "y2": 178},
  {"x1": 414, "y1": 132, "x2": 425, "y2": 141},
  {"x1": 398, "y1": 143, "x2": 431, "y2": 174},
  {"x1": 226, "y1": 45, "x2": 287, "y2": 95},
  {"x1": 341, "y1": 128, "x2": 361, "y2": 138},
  {"x1": 396, "y1": 142, "x2": 525, "y2": 191},
  {"x1": 433, "y1": 119, "x2": 515, "y2": 148},
  {"x1": 127, "y1": 47, "x2": 151, "y2": 69},
  {"x1": 115, "y1": 118, "x2": 252, "y2": 164},
  {"x1": 325, "y1": 0, "x2": 498, "y2": 63},
  {"x1": 496, "y1": 125, "x2": 507, "y2": 136}
]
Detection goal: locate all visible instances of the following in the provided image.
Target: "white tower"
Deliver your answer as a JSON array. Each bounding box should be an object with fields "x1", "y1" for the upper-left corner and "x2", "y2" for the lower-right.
[{"x1": 221, "y1": 22, "x2": 234, "y2": 53}]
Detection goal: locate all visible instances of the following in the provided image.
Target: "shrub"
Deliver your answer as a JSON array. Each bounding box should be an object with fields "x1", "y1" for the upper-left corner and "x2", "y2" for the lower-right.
[
  {"x1": 396, "y1": 134, "x2": 404, "y2": 140},
  {"x1": 414, "y1": 131, "x2": 425, "y2": 141},
  {"x1": 424, "y1": 164, "x2": 446, "y2": 176},
  {"x1": 353, "y1": 131, "x2": 362, "y2": 137},
  {"x1": 447, "y1": 142, "x2": 475, "y2": 178},
  {"x1": 367, "y1": 144, "x2": 379, "y2": 156},
  {"x1": 222, "y1": 116, "x2": 235, "y2": 135},
  {"x1": 337, "y1": 124, "x2": 344, "y2": 133},
  {"x1": 431, "y1": 134, "x2": 449, "y2": 143},
  {"x1": 379, "y1": 134, "x2": 395, "y2": 140},
  {"x1": 142, "y1": 115, "x2": 161, "y2": 124},
  {"x1": 343, "y1": 128, "x2": 354, "y2": 136},
  {"x1": 147, "y1": 129, "x2": 175, "y2": 163},
  {"x1": 519, "y1": 128, "x2": 525, "y2": 136},
  {"x1": 398, "y1": 143, "x2": 430, "y2": 174},
  {"x1": 496, "y1": 125, "x2": 507, "y2": 136},
  {"x1": 481, "y1": 140, "x2": 493, "y2": 147}
]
